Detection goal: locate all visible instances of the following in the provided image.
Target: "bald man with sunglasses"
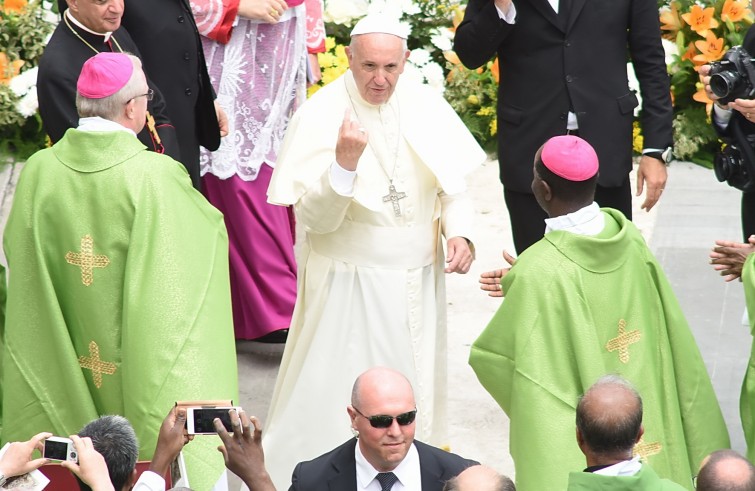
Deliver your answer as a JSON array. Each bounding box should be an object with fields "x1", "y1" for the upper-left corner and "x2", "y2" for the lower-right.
[{"x1": 289, "y1": 367, "x2": 477, "y2": 491}]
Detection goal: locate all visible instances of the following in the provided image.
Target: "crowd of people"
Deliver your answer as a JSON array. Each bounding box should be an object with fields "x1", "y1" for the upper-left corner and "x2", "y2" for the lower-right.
[{"x1": 3, "y1": 0, "x2": 755, "y2": 490}]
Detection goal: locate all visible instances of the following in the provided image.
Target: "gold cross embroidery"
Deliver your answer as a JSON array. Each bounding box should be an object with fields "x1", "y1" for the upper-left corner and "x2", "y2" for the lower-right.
[
  {"x1": 605, "y1": 319, "x2": 641, "y2": 364},
  {"x1": 65, "y1": 235, "x2": 110, "y2": 286},
  {"x1": 78, "y1": 341, "x2": 117, "y2": 389},
  {"x1": 633, "y1": 437, "x2": 662, "y2": 460}
]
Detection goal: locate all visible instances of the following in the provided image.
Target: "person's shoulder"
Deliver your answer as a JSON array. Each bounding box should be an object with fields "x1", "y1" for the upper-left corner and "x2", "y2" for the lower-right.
[
  {"x1": 292, "y1": 439, "x2": 356, "y2": 484},
  {"x1": 414, "y1": 440, "x2": 478, "y2": 470}
]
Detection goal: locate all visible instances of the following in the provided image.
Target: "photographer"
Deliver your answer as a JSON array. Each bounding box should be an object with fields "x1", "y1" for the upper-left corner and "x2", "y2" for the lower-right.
[{"x1": 700, "y1": 29, "x2": 755, "y2": 240}]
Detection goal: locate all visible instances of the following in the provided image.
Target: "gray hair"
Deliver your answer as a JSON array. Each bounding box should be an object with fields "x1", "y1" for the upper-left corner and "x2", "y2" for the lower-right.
[
  {"x1": 443, "y1": 466, "x2": 516, "y2": 491},
  {"x1": 576, "y1": 374, "x2": 643, "y2": 456},
  {"x1": 76, "y1": 54, "x2": 144, "y2": 121},
  {"x1": 78, "y1": 415, "x2": 139, "y2": 491}
]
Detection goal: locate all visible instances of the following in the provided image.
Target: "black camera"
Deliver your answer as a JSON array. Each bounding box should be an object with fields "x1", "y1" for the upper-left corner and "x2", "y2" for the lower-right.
[
  {"x1": 714, "y1": 140, "x2": 755, "y2": 191},
  {"x1": 708, "y1": 46, "x2": 755, "y2": 105}
]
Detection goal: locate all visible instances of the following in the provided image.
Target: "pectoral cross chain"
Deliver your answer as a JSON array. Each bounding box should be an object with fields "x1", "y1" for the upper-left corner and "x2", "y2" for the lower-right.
[{"x1": 383, "y1": 184, "x2": 407, "y2": 217}]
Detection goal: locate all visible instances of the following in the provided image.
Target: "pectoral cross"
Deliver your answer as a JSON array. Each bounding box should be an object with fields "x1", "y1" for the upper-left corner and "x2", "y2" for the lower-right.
[{"x1": 383, "y1": 184, "x2": 407, "y2": 217}]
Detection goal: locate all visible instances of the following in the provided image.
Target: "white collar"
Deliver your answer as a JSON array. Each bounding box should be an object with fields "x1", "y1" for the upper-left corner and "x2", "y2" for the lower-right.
[
  {"x1": 77, "y1": 116, "x2": 136, "y2": 137},
  {"x1": 355, "y1": 440, "x2": 420, "y2": 490},
  {"x1": 594, "y1": 457, "x2": 642, "y2": 477},
  {"x1": 544, "y1": 202, "x2": 605, "y2": 236},
  {"x1": 65, "y1": 9, "x2": 113, "y2": 43}
]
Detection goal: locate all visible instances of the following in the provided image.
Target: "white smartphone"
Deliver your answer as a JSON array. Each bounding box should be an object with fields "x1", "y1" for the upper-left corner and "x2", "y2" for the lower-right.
[{"x1": 185, "y1": 406, "x2": 242, "y2": 435}]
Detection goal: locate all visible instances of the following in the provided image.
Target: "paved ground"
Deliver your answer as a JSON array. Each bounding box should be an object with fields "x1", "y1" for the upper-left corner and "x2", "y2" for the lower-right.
[{"x1": 0, "y1": 158, "x2": 750, "y2": 488}]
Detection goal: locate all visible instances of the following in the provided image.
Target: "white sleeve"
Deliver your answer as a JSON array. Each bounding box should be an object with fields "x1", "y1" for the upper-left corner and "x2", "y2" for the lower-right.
[
  {"x1": 132, "y1": 471, "x2": 165, "y2": 491},
  {"x1": 495, "y1": 2, "x2": 516, "y2": 23},
  {"x1": 329, "y1": 161, "x2": 357, "y2": 196},
  {"x1": 713, "y1": 104, "x2": 733, "y2": 130}
]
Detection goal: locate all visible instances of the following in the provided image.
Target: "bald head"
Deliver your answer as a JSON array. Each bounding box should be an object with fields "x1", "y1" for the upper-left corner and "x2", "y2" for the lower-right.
[
  {"x1": 576, "y1": 375, "x2": 643, "y2": 460},
  {"x1": 443, "y1": 465, "x2": 515, "y2": 491},
  {"x1": 696, "y1": 450, "x2": 755, "y2": 491},
  {"x1": 351, "y1": 367, "x2": 414, "y2": 408}
]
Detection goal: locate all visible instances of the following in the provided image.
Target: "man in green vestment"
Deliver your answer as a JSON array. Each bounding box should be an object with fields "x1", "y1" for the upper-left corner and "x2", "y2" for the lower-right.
[
  {"x1": 567, "y1": 375, "x2": 686, "y2": 490},
  {"x1": 471, "y1": 135, "x2": 729, "y2": 491},
  {"x1": 0, "y1": 52, "x2": 237, "y2": 491}
]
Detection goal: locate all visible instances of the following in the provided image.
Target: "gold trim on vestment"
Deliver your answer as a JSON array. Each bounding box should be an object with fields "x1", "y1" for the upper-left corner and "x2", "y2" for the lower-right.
[
  {"x1": 633, "y1": 437, "x2": 662, "y2": 460},
  {"x1": 65, "y1": 235, "x2": 110, "y2": 286},
  {"x1": 605, "y1": 319, "x2": 641, "y2": 364},
  {"x1": 78, "y1": 341, "x2": 117, "y2": 389}
]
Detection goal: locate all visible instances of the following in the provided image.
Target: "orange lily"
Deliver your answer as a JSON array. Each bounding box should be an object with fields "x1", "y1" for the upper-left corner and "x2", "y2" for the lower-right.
[
  {"x1": 1, "y1": 0, "x2": 27, "y2": 13},
  {"x1": 693, "y1": 85, "x2": 714, "y2": 113},
  {"x1": 451, "y1": 5, "x2": 465, "y2": 30},
  {"x1": 444, "y1": 51, "x2": 461, "y2": 66},
  {"x1": 491, "y1": 57, "x2": 499, "y2": 84},
  {"x1": 682, "y1": 5, "x2": 719, "y2": 37},
  {"x1": 681, "y1": 42, "x2": 698, "y2": 63},
  {"x1": 0, "y1": 52, "x2": 24, "y2": 84},
  {"x1": 660, "y1": 3, "x2": 683, "y2": 34},
  {"x1": 721, "y1": 0, "x2": 751, "y2": 23},
  {"x1": 693, "y1": 31, "x2": 725, "y2": 64}
]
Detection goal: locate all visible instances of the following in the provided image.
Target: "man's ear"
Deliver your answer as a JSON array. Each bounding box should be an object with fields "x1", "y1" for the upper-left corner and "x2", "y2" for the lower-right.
[
  {"x1": 635, "y1": 424, "x2": 644, "y2": 444},
  {"x1": 576, "y1": 427, "x2": 585, "y2": 450},
  {"x1": 347, "y1": 405, "x2": 358, "y2": 429},
  {"x1": 124, "y1": 467, "x2": 138, "y2": 491},
  {"x1": 541, "y1": 179, "x2": 553, "y2": 202}
]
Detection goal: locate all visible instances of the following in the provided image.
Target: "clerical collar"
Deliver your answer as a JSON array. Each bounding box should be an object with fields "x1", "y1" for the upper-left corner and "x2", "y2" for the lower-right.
[
  {"x1": 544, "y1": 201, "x2": 604, "y2": 236},
  {"x1": 65, "y1": 9, "x2": 113, "y2": 43},
  {"x1": 77, "y1": 116, "x2": 136, "y2": 137},
  {"x1": 587, "y1": 457, "x2": 642, "y2": 477}
]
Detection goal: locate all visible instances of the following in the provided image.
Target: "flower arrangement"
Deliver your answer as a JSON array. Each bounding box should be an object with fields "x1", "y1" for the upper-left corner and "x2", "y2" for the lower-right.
[
  {"x1": 659, "y1": 0, "x2": 754, "y2": 167},
  {"x1": 0, "y1": 0, "x2": 57, "y2": 159}
]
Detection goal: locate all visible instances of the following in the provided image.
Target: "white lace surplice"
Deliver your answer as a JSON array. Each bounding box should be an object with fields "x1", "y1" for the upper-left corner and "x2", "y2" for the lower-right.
[{"x1": 200, "y1": 8, "x2": 307, "y2": 181}]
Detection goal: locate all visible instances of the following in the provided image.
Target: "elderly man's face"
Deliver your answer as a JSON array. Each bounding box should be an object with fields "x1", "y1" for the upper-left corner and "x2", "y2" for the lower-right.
[
  {"x1": 346, "y1": 33, "x2": 409, "y2": 105},
  {"x1": 68, "y1": 0, "x2": 124, "y2": 33},
  {"x1": 349, "y1": 372, "x2": 416, "y2": 471}
]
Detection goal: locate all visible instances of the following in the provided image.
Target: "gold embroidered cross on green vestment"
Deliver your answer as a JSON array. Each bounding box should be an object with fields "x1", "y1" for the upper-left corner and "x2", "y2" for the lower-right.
[{"x1": 65, "y1": 234, "x2": 110, "y2": 286}]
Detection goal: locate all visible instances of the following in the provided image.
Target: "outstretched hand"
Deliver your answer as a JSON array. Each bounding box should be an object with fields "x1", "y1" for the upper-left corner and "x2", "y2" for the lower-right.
[
  {"x1": 215, "y1": 410, "x2": 275, "y2": 491},
  {"x1": 479, "y1": 250, "x2": 516, "y2": 297},
  {"x1": 710, "y1": 235, "x2": 755, "y2": 281},
  {"x1": 0, "y1": 432, "x2": 51, "y2": 479},
  {"x1": 60, "y1": 436, "x2": 115, "y2": 491}
]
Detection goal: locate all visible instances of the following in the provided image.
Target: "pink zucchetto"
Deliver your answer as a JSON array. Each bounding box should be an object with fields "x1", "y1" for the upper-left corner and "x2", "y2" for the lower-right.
[
  {"x1": 541, "y1": 135, "x2": 599, "y2": 181},
  {"x1": 77, "y1": 52, "x2": 134, "y2": 99}
]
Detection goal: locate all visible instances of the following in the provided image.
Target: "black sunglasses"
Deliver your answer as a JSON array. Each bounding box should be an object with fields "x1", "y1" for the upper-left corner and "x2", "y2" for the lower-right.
[{"x1": 353, "y1": 407, "x2": 417, "y2": 428}]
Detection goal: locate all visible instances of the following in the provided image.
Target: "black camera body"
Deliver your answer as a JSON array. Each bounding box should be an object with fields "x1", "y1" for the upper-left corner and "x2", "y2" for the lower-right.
[{"x1": 709, "y1": 46, "x2": 755, "y2": 105}]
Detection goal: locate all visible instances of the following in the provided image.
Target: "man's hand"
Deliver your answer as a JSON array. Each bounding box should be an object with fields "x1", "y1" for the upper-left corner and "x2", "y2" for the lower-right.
[
  {"x1": 710, "y1": 236, "x2": 755, "y2": 281},
  {"x1": 636, "y1": 155, "x2": 667, "y2": 211},
  {"x1": 445, "y1": 236, "x2": 473, "y2": 274},
  {"x1": 479, "y1": 250, "x2": 516, "y2": 297},
  {"x1": 215, "y1": 101, "x2": 229, "y2": 138},
  {"x1": 60, "y1": 436, "x2": 115, "y2": 491},
  {"x1": 215, "y1": 410, "x2": 275, "y2": 491},
  {"x1": 728, "y1": 98, "x2": 755, "y2": 124},
  {"x1": 698, "y1": 64, "x2": 722, "y2": 105},
  {"x1": 335, "y1": 109, "x2": 368, "y2": 171},
  {"x1": 238, "y1": 0, "x2": 288, "y2": 23},
  {"x1": 150, "y1": 406, "x2": 192, "y2": 478},
  {"x1": 0, "y1": 432, "x2": 51, "y2": 479}
]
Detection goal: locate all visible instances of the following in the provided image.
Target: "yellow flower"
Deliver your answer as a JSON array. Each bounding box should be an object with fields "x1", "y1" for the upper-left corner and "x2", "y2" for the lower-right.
[
  {"x1": 476, "y1": 106, "x2": 494, "y2": 116},
  {"x1": 693, "y1": 31, "x2": 725, "y2": 64},
  {"x1": 632, "y1": 121, "x2": 644, "y2": 154},
  {"x1": 681, "y1": 5, "x2": 719, "y2": 37},
  {"x1": 0, "y1": 52, "x2": 24, "y2": 84},
  {"x1": 467, "y1": 94, "x2": 479, "y2": 105},
  {"x1": 489, "y1": 117, "x2": 497, "y2": 137},
  {"x1": 721, "y1": 0, "x2": 751, "y2": 23},
  {"x1": 2, "y1": 0, "x2": 27, "y2": 14},
  {"x1": 660, "y1": 2, "x2": 683, "y2": 34},
  {"x1": 325, "y1": 36, "x2": 336, "y2": 52}
]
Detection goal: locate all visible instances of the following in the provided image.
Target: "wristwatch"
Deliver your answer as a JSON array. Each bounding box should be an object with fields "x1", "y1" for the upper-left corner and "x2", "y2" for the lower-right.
[{"x1": 644, "y1": 147, "x2": 673, "y2": 165}]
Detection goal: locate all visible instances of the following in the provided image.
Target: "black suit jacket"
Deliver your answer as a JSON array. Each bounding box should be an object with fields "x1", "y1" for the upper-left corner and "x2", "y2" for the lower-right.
[
  {"x1": 289, "y1": 439, "x2": 477, "y2": 491},
  {"x1": 121, "y1": 0, "x2": 220, "y2": 189},
  {"x1": 454, "y1": 0, "x2": 673, "y2": 192}
]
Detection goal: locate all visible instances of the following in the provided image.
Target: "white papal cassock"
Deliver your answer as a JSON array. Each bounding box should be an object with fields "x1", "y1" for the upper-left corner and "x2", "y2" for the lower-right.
[{"x1": 264, "y1": 70, "x2": 486, "y2": 489}]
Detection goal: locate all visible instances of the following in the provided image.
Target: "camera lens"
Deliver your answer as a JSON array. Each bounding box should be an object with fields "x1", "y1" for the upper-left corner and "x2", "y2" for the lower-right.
[
  {"x1": 70, "y1": 451, "x2": 77, "y2": 459},
  {"x1": 710, "y1": 71, "x2": 742, "y2": 98}
]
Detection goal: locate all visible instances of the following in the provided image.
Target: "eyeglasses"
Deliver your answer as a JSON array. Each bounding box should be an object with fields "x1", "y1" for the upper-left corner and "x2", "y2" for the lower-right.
[
  {"x1": 130, "y1": 89, "x2": 154, "y2": 102},
  {"x1": 353, "y1": 407, "x2": 417, "y2": 428}
]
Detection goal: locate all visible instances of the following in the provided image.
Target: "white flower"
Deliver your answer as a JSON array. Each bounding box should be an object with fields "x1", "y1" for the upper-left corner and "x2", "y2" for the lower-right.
[
  {"x1": 402, "y1": 63, "x2": 425, "y2": 86},
  {"x1": 420, "y1": 61, "x2": 445, "y2": 93},
  {"x1": 409, "y1": 48, "x2": 431, "y2": 66},
  {"x1": 662, "y1": 38, "x2": 678, "y2": 66},
  {"x1": 323, "y1": 0, "x2": 369, "y2": 24},
  {"x1": 10, "y1": 67, "x2": 38, "y2": 97},
  {"x1": 16, "y1": 90, "x2": 39, "y2": 118},
  {"x1": 430, "y1": 28, "x2": 454, "y2": 52}
]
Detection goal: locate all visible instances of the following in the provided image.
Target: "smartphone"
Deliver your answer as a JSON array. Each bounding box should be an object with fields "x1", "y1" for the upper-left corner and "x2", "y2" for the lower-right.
[
  {"x1": 186, "y1": 406, "x2": 241, "y2": 435},
  {"x1": 43, "y1": 437, "x2": 78, "y2": 463}
]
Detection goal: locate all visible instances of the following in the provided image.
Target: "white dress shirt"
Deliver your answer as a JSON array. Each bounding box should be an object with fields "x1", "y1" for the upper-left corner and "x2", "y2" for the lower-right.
[
  {"x1": 593, "y1": 457, "x2": 642, "y2": 477},
  {"x1": 355, "y1": 442, "x2": 421, "y2": 491}
]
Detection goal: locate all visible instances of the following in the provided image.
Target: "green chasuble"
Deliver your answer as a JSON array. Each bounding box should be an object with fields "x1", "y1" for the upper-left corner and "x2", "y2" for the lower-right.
[
  {"x1": 470, "y1": 208, "x2": 728, "y2": 491},
  {"x1": 567, "y1": 465, "x2": 686, "y2": 490},
  {"x1": 740, "y1": 253, "x2": 755, "y2": 462},
  {"x1": 1, "y1": 129, "x2": 238, "y2": 490}
]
